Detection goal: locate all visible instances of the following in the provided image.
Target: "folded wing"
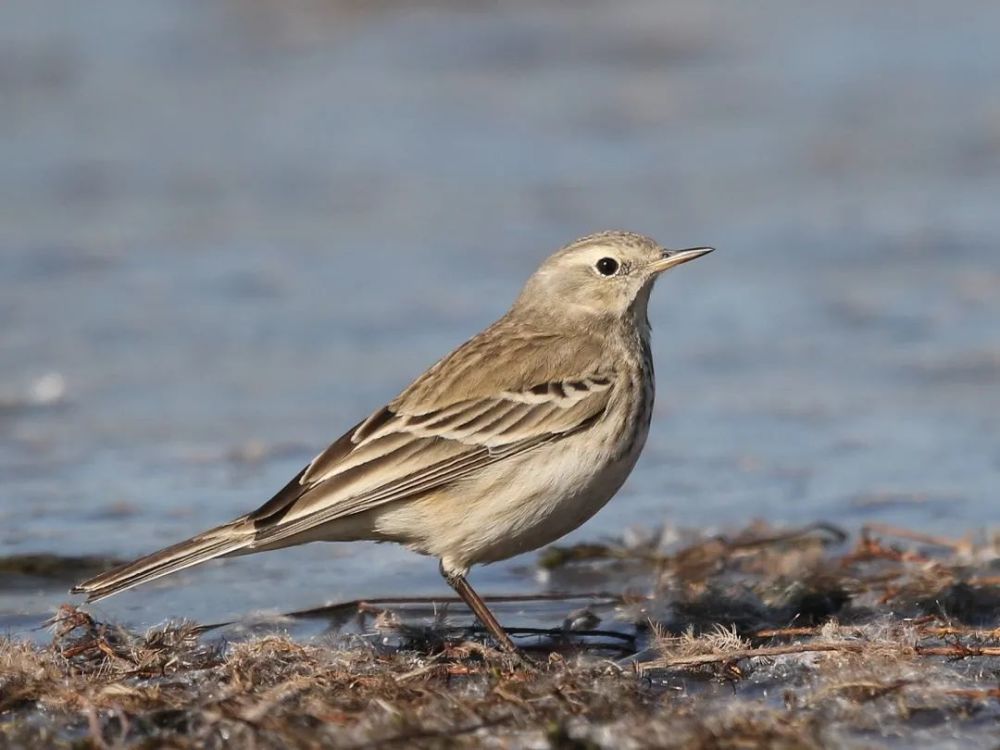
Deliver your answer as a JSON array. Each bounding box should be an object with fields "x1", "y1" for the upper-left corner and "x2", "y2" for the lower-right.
[{"x1": 245, "y1": 373, "x2": 615, "y2": 546}]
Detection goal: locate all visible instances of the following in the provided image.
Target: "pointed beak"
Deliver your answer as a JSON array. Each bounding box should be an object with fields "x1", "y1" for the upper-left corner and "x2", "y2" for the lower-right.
[{"x1": 648, "y1": 246, "x2": 714, "y2": 275}]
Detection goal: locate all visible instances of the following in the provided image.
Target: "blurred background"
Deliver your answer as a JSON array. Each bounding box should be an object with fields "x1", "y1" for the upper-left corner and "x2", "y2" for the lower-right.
[{"x1": 2, "y1": 0, "x2": 998, "y2": 633}]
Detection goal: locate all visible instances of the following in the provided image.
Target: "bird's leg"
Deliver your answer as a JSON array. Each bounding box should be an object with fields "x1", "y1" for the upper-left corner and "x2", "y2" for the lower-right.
[{"x1": 440, "y1": 564, "x2": 519, "y2": 653}]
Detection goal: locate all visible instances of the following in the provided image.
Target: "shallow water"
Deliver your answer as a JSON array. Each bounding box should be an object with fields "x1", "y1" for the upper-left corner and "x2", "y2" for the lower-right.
[{"x1": 2, "y1": 0, "x2": 999, "y2": 637}]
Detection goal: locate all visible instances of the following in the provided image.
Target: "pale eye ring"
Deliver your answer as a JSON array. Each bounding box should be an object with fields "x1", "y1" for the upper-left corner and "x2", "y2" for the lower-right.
[{"x1": 595, "y1": 257, "x2": 619, "y2": 276}]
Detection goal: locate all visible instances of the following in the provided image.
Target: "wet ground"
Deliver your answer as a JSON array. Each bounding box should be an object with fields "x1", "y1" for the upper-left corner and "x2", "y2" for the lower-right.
[
  {"x1": 2, "y1": 0, "x2": 998, "y2": 659},
  {"x1": 4, "y1": 522, "x2": 1000, "y2": 749}
]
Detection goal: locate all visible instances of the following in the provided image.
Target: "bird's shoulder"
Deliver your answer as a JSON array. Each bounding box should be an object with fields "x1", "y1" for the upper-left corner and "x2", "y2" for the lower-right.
[
  {"x1": 391, "y1": 316, "x2": 614, "y2": 415},
  {"x1": 292, "y1": 319, "x2": 617, "y2": 489}
]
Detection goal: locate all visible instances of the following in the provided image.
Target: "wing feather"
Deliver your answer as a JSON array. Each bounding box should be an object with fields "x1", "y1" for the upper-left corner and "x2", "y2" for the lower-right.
[{"x1": 245, "y1": 323, "x2": 615, "y2": 545}]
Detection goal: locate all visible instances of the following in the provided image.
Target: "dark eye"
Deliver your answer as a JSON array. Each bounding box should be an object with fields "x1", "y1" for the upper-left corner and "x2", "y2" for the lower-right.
[{"x1": 596, "y1": 257, "x2": 619, "y2": 276}]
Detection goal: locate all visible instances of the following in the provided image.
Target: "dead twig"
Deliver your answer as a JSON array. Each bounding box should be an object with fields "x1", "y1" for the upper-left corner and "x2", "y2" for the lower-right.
[
  {"x1": 944, "y1": 687, "x2": 1000, "y2": 700},
  {"x1": 200, "y1": 591, "x2": 626, "y2": 632},
  {"x1": 920, "y1": 625, "x2": 1000, "y2": 640},
  {"x1": 754, "y1": 626, "x2": 822, "y2": 638},
  {"x1": 638, "y1": 641, "x2": 865, "y2": 671},
  {"x1": 861, "y1": 523, "x2": 972, "y2": 553},
  {"x1": 915, "y1": 644, "x2": 1000, "y2": 659},
  {"x1": 644, "y1": 638, "x2": 1000, "y2": 673}
]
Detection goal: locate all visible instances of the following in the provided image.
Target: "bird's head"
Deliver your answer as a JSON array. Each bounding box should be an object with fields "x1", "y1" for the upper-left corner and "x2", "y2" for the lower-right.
[{"x1": 513, "y1": 230, "x2": 713, "y2": 328}]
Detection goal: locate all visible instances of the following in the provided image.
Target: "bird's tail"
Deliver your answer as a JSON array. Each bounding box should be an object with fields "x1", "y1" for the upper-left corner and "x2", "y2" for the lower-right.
[{"x1": 70, "y1": 522, "x2": 255, "y2": 603}]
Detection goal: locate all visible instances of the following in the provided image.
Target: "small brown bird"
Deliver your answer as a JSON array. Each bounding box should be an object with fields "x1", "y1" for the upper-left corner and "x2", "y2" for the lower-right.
[{"x1": 73, "y1": 231, "x2": 712, "y2": 652}]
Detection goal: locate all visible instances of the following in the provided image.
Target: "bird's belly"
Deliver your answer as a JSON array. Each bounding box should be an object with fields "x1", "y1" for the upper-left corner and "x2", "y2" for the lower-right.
[{"x1": 375, "y1": 423, "x2": 647, "y2": 572}]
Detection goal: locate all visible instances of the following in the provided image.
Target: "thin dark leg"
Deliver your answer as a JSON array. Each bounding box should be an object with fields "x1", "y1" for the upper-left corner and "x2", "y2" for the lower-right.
[{"x1": 441, "y1": 567, "x2": 519, "y2": 653}]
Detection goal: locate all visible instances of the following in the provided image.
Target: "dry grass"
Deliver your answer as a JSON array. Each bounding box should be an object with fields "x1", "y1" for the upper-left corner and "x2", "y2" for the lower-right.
[{"x1": 2, "y1": 521, "x2": 999, "y2": 748}]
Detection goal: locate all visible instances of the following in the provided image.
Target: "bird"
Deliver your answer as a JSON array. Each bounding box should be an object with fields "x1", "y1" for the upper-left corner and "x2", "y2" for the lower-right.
[{"x1": 72, "y1": 231, "x2": 713, "y2": 653}]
